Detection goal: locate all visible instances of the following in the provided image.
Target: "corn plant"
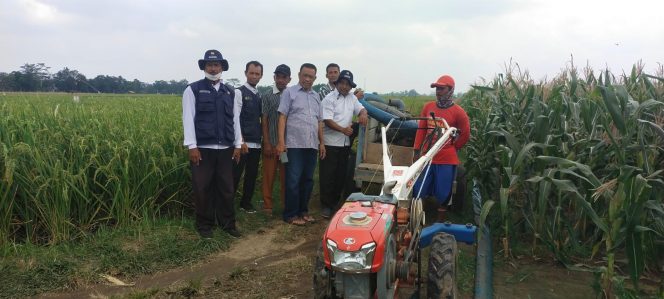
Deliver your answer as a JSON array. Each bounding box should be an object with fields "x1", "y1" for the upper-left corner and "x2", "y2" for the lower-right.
[{"x1": 462, "y1": 62, "x2": 664, "y2": 296}]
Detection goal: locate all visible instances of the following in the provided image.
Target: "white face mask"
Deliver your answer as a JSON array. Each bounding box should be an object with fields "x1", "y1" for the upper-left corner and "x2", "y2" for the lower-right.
[{"x1": 205, "y1": 72, "x2": 221, "y2": 81}]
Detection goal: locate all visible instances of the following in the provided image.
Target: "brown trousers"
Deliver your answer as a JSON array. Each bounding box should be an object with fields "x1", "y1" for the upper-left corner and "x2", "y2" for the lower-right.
[{"x1": 261, "y1": 152, "x2": 285, "y2": 210}]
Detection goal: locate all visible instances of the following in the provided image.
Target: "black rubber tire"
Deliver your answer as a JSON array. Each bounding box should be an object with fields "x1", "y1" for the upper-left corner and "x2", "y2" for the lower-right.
[
  {"x1": 313, "y1": 243, "x2": 337, "y2": 299},
  {"x1": 427, "y1": 232, "x2": 458, "y2": 299},
  {"x1": 376, "y1": 233, "x2": 397, "y2": 298}
]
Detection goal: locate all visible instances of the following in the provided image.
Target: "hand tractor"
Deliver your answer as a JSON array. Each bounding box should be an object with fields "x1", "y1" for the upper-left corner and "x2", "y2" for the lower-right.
[{"x1": 313, "y1": 115, "x2": 489, "y2": 299}]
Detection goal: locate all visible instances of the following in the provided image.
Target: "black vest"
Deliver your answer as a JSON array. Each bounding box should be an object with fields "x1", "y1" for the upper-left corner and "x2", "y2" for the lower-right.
[
  {"x1": 238, "y1": 86, "x2": 262, "y2": 144},
  {"x1": 190, "y1": 79, "x2": 235, "y2": 146}
]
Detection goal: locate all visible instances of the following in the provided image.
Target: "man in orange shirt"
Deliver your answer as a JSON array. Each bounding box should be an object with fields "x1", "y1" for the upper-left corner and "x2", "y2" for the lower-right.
[{"x1": 412, "y1": 75, "x2": 470, "y2": 213}]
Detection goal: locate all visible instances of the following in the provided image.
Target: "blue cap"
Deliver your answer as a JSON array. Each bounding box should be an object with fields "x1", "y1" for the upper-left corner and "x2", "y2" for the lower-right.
[
  {"x1": 198, "y1": 49, "x2": 229, "y2": 71},
  {"x1": 274, "y1": 64, "x2": 291, "y2": 76},
  {"x1": 335, "y1": 70, "x2": 357, "y2": 88}
]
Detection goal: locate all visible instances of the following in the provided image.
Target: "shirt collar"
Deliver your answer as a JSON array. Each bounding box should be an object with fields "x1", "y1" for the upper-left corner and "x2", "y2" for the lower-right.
[
  {"x1": 333, "y1": 89, "x2": 352, "y2": 100},
  {"x1": 205, "y1": 78, "x2": 223, "y2": 86},
  {"x1": 297, "y1": 83, "x2": 314, "y2": 93},
  {"x1": 211, "y1": 80, "x2": 222, "y2": 89},
  {"x1": 272, "y1": 85, "x2": 282, "y2": 94},
  {"x1": 243, "y1": 82, "x2": 258, "y2": 94}
]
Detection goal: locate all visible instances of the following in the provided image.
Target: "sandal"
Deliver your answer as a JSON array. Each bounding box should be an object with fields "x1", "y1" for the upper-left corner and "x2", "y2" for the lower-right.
[
  {"x1": 286, "y1": 217, "x2": 306, "y2": 226},
  {"x1": 302, "y1": 215, "x2": 316, "y2": 223}
]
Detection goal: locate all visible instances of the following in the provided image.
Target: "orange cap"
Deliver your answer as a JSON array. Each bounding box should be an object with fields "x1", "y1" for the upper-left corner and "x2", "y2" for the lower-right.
[{"x1": 431, "y1": 75, "x2": 455, "y2": 88}]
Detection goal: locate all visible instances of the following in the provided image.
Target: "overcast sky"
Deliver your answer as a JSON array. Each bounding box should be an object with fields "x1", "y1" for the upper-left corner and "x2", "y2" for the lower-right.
[{"x1": 1, "y1": 0, "x2": 663, "y2": 94}]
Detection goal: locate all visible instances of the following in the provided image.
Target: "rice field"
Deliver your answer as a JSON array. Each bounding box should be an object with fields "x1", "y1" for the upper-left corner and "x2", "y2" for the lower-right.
[
  {"x1": 0, "y1": 92, "x2": 428, "y2": 248},
  {"x1": 0, "y1": 93, "x2": 189, "y2": 245}
]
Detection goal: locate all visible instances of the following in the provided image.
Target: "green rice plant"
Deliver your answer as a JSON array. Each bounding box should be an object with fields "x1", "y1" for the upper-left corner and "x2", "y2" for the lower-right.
[
  {"x1": 0, "y1": 175, "x2": 16, "y2": 247},
  {"x1": 0, "y1": 93, "x2": 191, "y2": 245}
]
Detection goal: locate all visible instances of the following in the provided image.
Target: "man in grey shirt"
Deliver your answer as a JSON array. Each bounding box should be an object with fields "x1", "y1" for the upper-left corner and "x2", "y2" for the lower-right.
[{"x1": 276, "y1": 63, "x2": 326, "y2": 226}]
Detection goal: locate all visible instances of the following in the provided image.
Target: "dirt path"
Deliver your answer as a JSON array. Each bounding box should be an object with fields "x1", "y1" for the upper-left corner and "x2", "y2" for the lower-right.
[
  {"x1": 39, "y1": 220, "x2": 327, "y2": 299},
  {"x1": 38, "y1": 218, "x2": 597, "y2": 299}
]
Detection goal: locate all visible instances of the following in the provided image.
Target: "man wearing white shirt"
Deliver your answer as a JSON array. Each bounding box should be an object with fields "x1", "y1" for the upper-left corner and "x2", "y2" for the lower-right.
[
  {"x1": 182, "y1": 49, "x2": 242, "y2": 239},
  {"x1": 319, "y1": 70, "x2": 368, "y2": 218},
  {"x1": 233, "y1": 61, "x2": 264, "y2": 214}
]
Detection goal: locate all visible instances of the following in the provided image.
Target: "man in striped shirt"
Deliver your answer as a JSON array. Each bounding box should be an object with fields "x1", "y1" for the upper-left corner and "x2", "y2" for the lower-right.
[
  {"x1": 260, "y1": 64, "x2": 291, "y2": 215},
  {"x1": 318, "y1": 63, "x2": 339, "y2": 100}
]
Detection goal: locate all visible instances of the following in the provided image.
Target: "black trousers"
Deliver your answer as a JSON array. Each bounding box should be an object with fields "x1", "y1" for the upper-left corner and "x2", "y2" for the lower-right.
[
  {"x1": 233, "y1": 147, "x2": 261, "y2": 208},
  {"x1": 191, "y1": 148, "x2": 236, "y2": 233},
  {"x1": 319, "y1": 145, "x2": 351, "y2": 210}
]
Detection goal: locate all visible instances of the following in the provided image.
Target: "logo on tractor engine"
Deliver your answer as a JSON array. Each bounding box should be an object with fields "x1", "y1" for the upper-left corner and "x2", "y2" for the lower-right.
[
  {"x1": 343, "y1": 237, "x2": 355, "y2": 245},
  {"x1": 392, "y1": 169, "x2": 403, "y2": 176}
]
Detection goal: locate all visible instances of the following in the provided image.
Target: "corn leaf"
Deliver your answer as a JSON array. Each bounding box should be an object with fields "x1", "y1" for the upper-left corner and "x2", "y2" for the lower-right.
[
  {"x1": 471, "y1": 85, "x2": 495, "y2": 92},
  {"x1": 513, "y1": 142, "x2": 548, "y2": 172},
  {"x1": 640, "y1": 74, "x2": 659, "y2": 100},
  {"x1": 535, "y1": 156, "x2": 602, "y2": 187},
  {"x1": 479, "y1": 200, "x2": 495, "y2": 230},
  {"x1": 626, "y1": 231, "x2": 644, "y2": 290},
  {"x1": 598, "y1": 86, "x2": 627, "y2": 135},
  {"x1": 637, "y1": 119, "x2": 664, "y2": 141}
]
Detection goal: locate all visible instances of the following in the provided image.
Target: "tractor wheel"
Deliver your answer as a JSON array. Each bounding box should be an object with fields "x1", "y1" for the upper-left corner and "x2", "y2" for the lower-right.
[
  {"x1": 376, "y1": 233, "x2": 397, "y2": 298},
  {"x1": 427, "y1": 232, "x2": 458, "y2": 299},
  {"x1": 313, "y1": 243, "x2": 336, "y2": 299}
]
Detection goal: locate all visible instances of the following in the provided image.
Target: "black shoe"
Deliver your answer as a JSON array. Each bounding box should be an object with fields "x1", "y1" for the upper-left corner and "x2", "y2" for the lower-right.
[
  {"x1": 198, "y1": 230, "x2": 213, "y2": 239},
  {"x1": 240, "y1": 204, "x2": 257, "y2": 214},
  {"x1": 224, "y1": 228, "x2": 242, "y2": 238},
  {"x1": 321, "y1": 207, "x2": 332, "y2": 219}
]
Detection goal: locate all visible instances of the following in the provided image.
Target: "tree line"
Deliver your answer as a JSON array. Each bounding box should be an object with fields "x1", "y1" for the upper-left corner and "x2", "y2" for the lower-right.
[
  {"x1": 0, "y1": 63, "x2": 189, "y2": 94},
  {"x1": 1, "y1": 63, "x2": 423, "y2": 96}
]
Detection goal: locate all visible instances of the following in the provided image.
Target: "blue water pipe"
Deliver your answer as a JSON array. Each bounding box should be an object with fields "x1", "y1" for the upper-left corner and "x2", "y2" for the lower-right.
[{"x1": 473, "y1": 179, "x2": 493, "y2": 299}]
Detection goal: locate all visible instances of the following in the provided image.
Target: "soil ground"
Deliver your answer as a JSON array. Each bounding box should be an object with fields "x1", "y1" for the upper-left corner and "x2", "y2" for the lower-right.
[{"x1": 38, "y1": 217, "x2": 598, "y2": 299}]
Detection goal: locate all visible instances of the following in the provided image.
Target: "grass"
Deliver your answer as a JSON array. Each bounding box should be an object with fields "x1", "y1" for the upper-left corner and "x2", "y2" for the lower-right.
[
  {"x1": 0, "y1": 211, "x2": 269, "y2": 298},
  {"x1": 397, "y1": 95, "x2": 432, "y2": 115}
]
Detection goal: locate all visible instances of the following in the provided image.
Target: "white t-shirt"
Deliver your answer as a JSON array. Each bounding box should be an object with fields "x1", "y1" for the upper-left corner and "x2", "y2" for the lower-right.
[{"x1": 321, "y1": 90, "x2": 365, "y2": 146}]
